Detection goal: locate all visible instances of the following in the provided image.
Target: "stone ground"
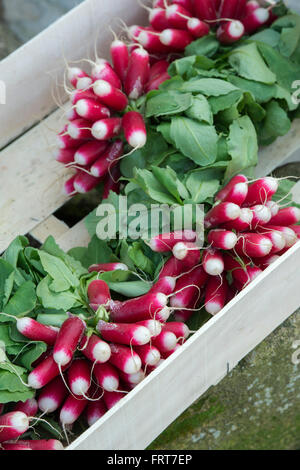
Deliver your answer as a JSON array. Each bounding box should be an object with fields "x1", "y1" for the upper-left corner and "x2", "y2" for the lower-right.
[{"x1": 0, "y1": 1, "x2": 300, "y2": 450}]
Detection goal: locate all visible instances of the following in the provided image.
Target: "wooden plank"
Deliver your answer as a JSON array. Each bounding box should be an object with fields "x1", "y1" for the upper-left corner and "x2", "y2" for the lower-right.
[
  {"x1": 30, "y1": 215, "x2": 69, "y2": 244},
  {"x1": 0, "y1": 0, "x2": 146, "y2": 149},
  {"x1": 67, "y1": 241, "x2": 300, "y2": 450},
  {"x1": 57, "y1": 219, "x2": 90, "y2": 251}
]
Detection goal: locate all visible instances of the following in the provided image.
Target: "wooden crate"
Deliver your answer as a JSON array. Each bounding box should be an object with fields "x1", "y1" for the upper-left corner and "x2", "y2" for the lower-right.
[{"x1": 0, "y1": 0, "x2": 300, "y2": 451}]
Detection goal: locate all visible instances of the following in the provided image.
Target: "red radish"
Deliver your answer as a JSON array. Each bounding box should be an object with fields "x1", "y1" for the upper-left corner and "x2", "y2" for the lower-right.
[
  {"x1": 170, "y1": 265, "x2": 207, "y2": 308},
  {"x1": 89, "y1": 262, "x2": 128, "y2": 273},
  {"x1": 102, "y1": 165, "x2": 121, "y2": 199},
  {"x1": 133, "y1": 344, "x2": 161, "y2": 366},
  {"x1": 28, "y1": 355, "x2": 68, "y2": 389},
  {"x1": 110, "y1": 40, "x2": 129, "y2": 83},
  {"x1": 15, "y1": 440, "x2": 64, "y2": 451},
  {"x1": 290, "y1": 225, "x2": 300, "y2": 239},
  {"x1": 153, "y1": 0, "x2": 167, "y2": 7},
  {"x1": 235, "y1": 0, "x2": 249, "y2": 18},
  {"x1": 0, "y1": 404, "x2": 3, "y2": 415},
  {"x1": 60, "y1": 394, "x2": 87, "y2": 426},
  {"x1": 90, "y1": 140, "x2": 123, "y2": 178},
  {"x1": 202, "y1": 249, "x2": 225, "y2": 276},
  {"x1": 205, "y1": 202, "x2": 241, "y2": 229},
  {"x1": 57, "y1": 126, "x2": 85, "y2": 149},
  {"x1": 88, "y1": 280, "x2": 111, "y2": 310},
  {"x1": 256, "y1": 228, "x2": 286, "y2": 254},
  {"x1": 146, "y1": 72, "x2": 171, "y2": 91},
  {"x1": 38, "y1": 377, "x2": 67, "y2": 413},
  {"x1": 165, "y1": 4, "x2": 192, "y2": 29},
  {"x1": 159, "y1": 256, "x2": 183, "y2": 278},
  {"x1": 223, "y1": 254, "x2": 262, "y2": 287},
  {"x1": 187, "y1": 17, "x2": 210, "y2": 38},
  {"x1": 243, "y1": 177, "x2": 278, "y2": 207},
  {"x1": 53, "y1": 316, "x2": 86, "y2": 367},
  {"x1": 269, "y1": 207, "x2": 300, "y2": 226},
  {"x1": 16, "y1": 318, "x2": 58, "y2": 346},
  {"x1": 161, "y1": 344, "x2": 182, "y2": 359},
  {"x1": 149, "y1": 276, "x2": 176, "y2": 296},
  {"x1": 0, "y1": 412, "x2": 29, "y2": 443},
  {"x1": 162, "y1": 322, "x2": 190, "y2": 341},
  {"x1": 149, "y1": 230, "x2": 197, "y2": 252},
  {"x1": 93, "y1": 80, "x2": 128, "y2": 111},
  {"x1": 119, "y1": 370, "x2": 145, "y2": 386},
  {"x1": 14, "y1": 398, "x2": 38, "y2": 417},
  {"x1": 217, "y1": 20, "x2": 245, "y2": 44},
  {"x1": 1, "y1": 443, "x2": 32, "y2": 450},
  {"x1": 73, "y1": 170, "x2": 103, "y2": 194},
  {"x1": 149, "y1": 8, "x2": 170, "y2": 31},
  {"x1": 128, "y1": 25, "x2": 147, "y2": 41},
  {"x1": 66, "y1": 106, "x2": 80, "y2": 121},
  {"x1": 80, "y1": 334, "x2": 111, "y2": 364},
  {"x1": 86, "y1": 400, "x2": 107, "y2": 426},
  {"x1": 173, "y1": 0, "x2": 194, "y2": 11},
  {"x1": 266, "y1": 200, "x2": 279, "y2": 217},
  {"x1": 109, "y1": 292, "x2": 169, "y2": 323},
  {"x1": 76, "y1": 76, "x2": 94, "y2": 90},
  {"x1": 219, "y1": 0, "x2": 239, "y2": 20},
  {"x1": 75, "y1": 98, "x2": 110, "y2": 121},
  {"x1": 125, "y1": 48, "x2": 150, "y2": 99},
  {"x1": 172, "y1": 242, "x2": 201, "y2": 269},
  {"x1": 91, "y1": 60, "x2": 122, "y2": 89},
  {"x1": 109, "y1": 344, "x2": 142, "y2": 375},
  {"x1": 215, "y1": 175, "x2": 248, "y2": 202},
  {"x1": 235, "y1": 233, "x2": 273, "y2": 258},
  {"x1": 160, "y1": 29, "x2": 194, "y2": 50},
  {"x1": 122, "y1": 111, "x2": 147, "y2": 148},
  {"x1": 213, "y1": 0, "x2": 222, "y2": 11},
  {"x1": 54, "y1": 148, "x2": 76, "y2": 164},
  {"x1": 207, "y1": 229, "x2": 238, "y2": 250},
  {"x1": 71, "y1": 89, "x2": 98, "y2": 105},
  {"x1": 222, "y1": 207, "x2": 253, "y2": 231},
  {"x1": 136, "y1": 320, "x2": 162, "y2": 337},
  {"x1": 148, "y1": 60, "x2": 170, "y2": 82},
  {"x1": 145, "y1": 358, "x2": 165, "y2": 373},
  {"x1": 250, "y1": 204, "x2": 272, "y2": 228},
  {"x1": 152, "y1": 330, "x2": 177, "y2": 353},
  {"x1": 252, "y1": 254, "x2": 280, "y2": 270},
  {"x1": 103, "y1": 390, "x2": 126, "y2": 409},
  {"x1": 94, "y1": 363, "x2": 119, "y2": 392},
  {"x1": 68, "y1": 67, "x2": 89, "y2": 87},
  {"x1": 138, "y1": 29, "x2": 170, "y2": 54},
  {"x1": 242, "y1": 8, "x2": 270, "y2": 34},
  {"x1": 205, "y1": 275, "x2": 228, "y2": 315},
  {"x1": 63, "y1": 175, "x2": 77, "y2": 196},
  {"x1": 67, "y1": 118, "x2": 92, "y2": 140},
  {"x1": 75, "y1": 141, "x2": 108, "y2": 166},
  {"x1": 194, "y1": 0, "x2": 217, "y2": 21},
  {"x1": 261, "y1": 226, "x2": 297, "y2": 248},
  {"x1": 97, "y1": 320, "x2": 151, "y2": 346},
  {"x1": 244, "y1": 0, "x2": 259, "y2": 16},
  {"x1": 91, "y1": 117, "x2": 122, "y2": 141},
  {"x1": 68, "y1": 359, "x2": 91, "y2": 396}
]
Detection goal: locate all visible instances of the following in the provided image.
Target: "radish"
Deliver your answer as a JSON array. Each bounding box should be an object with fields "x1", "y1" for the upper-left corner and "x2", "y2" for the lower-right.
[
  {"x1": 67, "y1": 118, "x2": 92, "y2": 140},
  {"x1": 14, "y1": 398, "x2": 38, "y2": 417},
  {"x1": 136, "y1": 320, "x2": 162, "y2": 337},
  {"x1": 66, "y1": 106, "x2": 80, "y2": 121},
  {"x1": 74, "y1": 141, "x2": 108, "y2": 166},
  {"x1": 75, "y1": 98, "x2": 110, "y2": 121},
  {"x1": 250, "y1": 204, "x2": 272, "y2": 228},
  {"x1": 222, "y1": 207, "x2": 253, "y2": 231},
  {"x1": 0, "y1": 412, "x2": 29, "y2": 443},
  {"x1": 235, "y1": 233, "x2": 273, "y2": 258},
  {"x1": 235, "y1": 0, "x2": 249, "y2": 18},
  {"x1": 54, "y1": 148, "x2": 76, "y2": 164},
  {"x1": 80, "y1": 334, "x2": 111, "y2": 364},
  {"x1": 125, "y1": 48, "x2": 150, "y2": 99},
  {"x1": 93, "y1": 80, "x2": 128, "y2": 111},
  {"x1": 259, "y1": 229, "x2": 286, "y2": 254},
  {"x1": 60, "y1": 394, "x2": 87, "y2": 426},
  {"x1": 223, "y1": 254, "x2": 262, "y2": 287},
  {"x1": 215, "y1": 175, "x2": 248, "y2": 202},
  {"x1": 102, "y1": 165, "x2": 121, "y2": 199},
  {"x1": 146, "y1": 72, "x2": 172, "y2": 91},
  {"x1": 193, "y1": 0, "x2": 217, "y2": 21},
  {"x1": 71, "y1": 89, "x2": 98, "y2": 105},
  {"x1": 269, "y1": 207, "x2": 300, "y2": 226},
  {"x1": 219, "y1": 0, "x2": 239, "y2": 20},
  {"x1": 165, "y1": 4, "x2": 192, "y2": 29},
  {"x1": 202, "y1": 249, "x2": 225, "y2": 276},
  {"x1": 88, "y1": 262, "x2": 129, "y2": 273},
  {"x1": 15, "y1": 440, "x2": 64, "y2": 451},
  {"x1": 119, "y1": 370, "x2": 145, "y2": 386},
  {"x1": 261, "y1": 226, "x2": 297, "y2": 248},
  {"x1": 88, "y1": 280, "x2": 111, "y2": 310},
  {"x1": 160, "y1": 29, "x2": 194, "y2": 50},
  {"x1": 186, "y1": 17, "x2": 210, "y2": 38},
  {"x1": 149, "y1": 276, "x2": 176, "y2": 296},
  {"x1": 152, "y1": 330, "x2": 178, "y2": 353},
  {"x1": 173, "y1": 0, "x2": 194, "y2": 10},
  {"x1": 149, "y1": 8, "x2": 170, "y2": 31},
  {"x1": 172, "y1": 242, "x2": 201, "y2": 269},
  {"x1": 149, "y1": 230, "x2": 197, "y2": 252},
  {"x1": 159, "y1": 256, "x2": 189, "y2": 279},
  {"x1": 68, "y1": 67, "x2": 89, "y2": 87},
  {"x1": 86, "y1": 400, "x2": 107, "y2": 426},
  {"x1": 148, "y1": 60, "x2": 170, "y2": 83},
  {"x1": 266, "y1": 200, "x2": 279, "y2": 217},
  {"x1": 290, "y1": 225, "x2": 300, "y2": 239},
  {"x1": 28, "y1": 355, "x2": 68, "y2": 389},
  {"x1": 53, "y1": 316, "x2": 86, "y2": 367},
  {"x1": 90, "y1": 140, "x2": 123, "y2": 178},
  {"x1": 133, "y1": 344, "x2": 161, "y2": 366},
  {"x1": 57, "y1": 126, "x2": 85, "y2": 150},
  {"x1": 170, "y1": 266, "x2": 207, "y2": 308},
  {"x1": 161, "y1": 344, "x2": 182, "y2": 359},
  {"x1": 103, "y1": 391, "x2": 126, "y2": 409},
  {"x1": 63, "y1": 175, "x2": 77, "y2": 196},
  {"x1": 0, "y1": 404, "x2": 3, "y2": 415},
  {"x1": 110, "y1": 40, "x2": 129, "y2": 83},
  {"x1": 91, "y1": 60, "x2": 122, "y2": 89},
  {"x1": 16, "y1": 318, "x2": 59, "y2": 346},
  {"x1": 243, "y1": 177, "x2": 278, "y2": 207},
  {"x1": 122, "y1": 111, "x2": 147, "y2": 149},
  {"x1": 109, "y1": 343, "x2": 142, "y2": 374},
  {"x1": 207, "y1": 229, "x2": 238, "y2": 250},
  {"x1": 1, "y1": 443, "x2": 32, "y2": 450},
  {"x1": 97, "y1": 320, "x2": 151, "y2": 346},
  {"x1": 73, "y1": 170, "x2": 103, "y2": 194},
  {"x1": 76, "y1": 76, "x2": 94, "y2": 90},
  {"x1": 68, "y1": 359, "x2": 91, "y2": 396},
  {"x1": 94, "y1": 363, "x2": 120, "y2": 392},
  {"x1": 204, "y1": 202, "x2": 241, "y2": 229},
  {"x1": 91, "y1": 117, "x2": 122, "y2": 141},
  {"x1": 38, "y1": 377, "x2": 67, "y2": 413},
  {"x1": 162, "y1": 322, "x2": 190, "y2": 341},
  {"x1": 138, "y1": 29, "x2": 170, "y2": 54},
  {"x1": 108, "y1": 293, "x2": 169, "y2": 323},
  {"x1": 242, "y1": 8, "x2": 270, "y2": 34},
  {"x1": 217, "y1": 20, "x2": 245, "y2": 45},
  {"x1": 252, "y1": 254, "x2": 280, "y2": 270},
  {"x1": 205, "y1": 275, "x2": 228, "y2": 315}
]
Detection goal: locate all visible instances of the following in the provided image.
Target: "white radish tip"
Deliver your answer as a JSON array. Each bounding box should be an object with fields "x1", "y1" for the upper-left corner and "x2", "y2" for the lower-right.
[
  {"x1": 240, "y1": 208, "x2": 253, "y2": 223},
  {"x1": 255, "y1": 8, "x2": 270, "y2": 23},
  {"x1": 228, "y1": 20, "x2": 245, "y2": 38},
  {"x1": 146, "y1": 349, "x2": 161, "y2": 366},
  {"x1": 188, "y1": 18, "x2": 201, "y2": 29},
  {"x1": 271, "y1": 232, "x2": 286, "y2": 251},
  {"x1": 93, "y1": 79, "x2": 111, "y2": 97},
  {"x1": 157, "y1": 306, "x2": 172, "y2": 322},
  {"x1": 156, "y1": 293, "x2": 168, "y2": 307},
  {"x1": 76, "y1": 77, "x2": 93, "y2": 90},
  {"x1": 129, "y1": 130, "x2": 147, "y2": 148},
  {"x1": 16, "y1": 317, "x2": 32, "y2": 333},
  {"x1": 235, "y1": 182, "x2": 248, "y2": 196},
  {"x1": 224, "y1": 232, "x2": 238, "y2": 249},
  {"x1": 204, "y1": 258, "x2": 224, "y2": 276},
  {"x1": 76, "y1": 99, "x2": 89, "y2": 117},
  {"x1": 173, "y1": 242, "x2": 187, "y2": 260},
  {"x1": 71, "y1": 378, "x2": 89, "y2": 396},
  {"x1": 265, "y1": 177, "x2": 278, "y2": 193},
  {"x1": 74, "y1": 151, "x2": 86, "y2": 165},
  {"x1": 116, "y1": 263, "x2": 129, "y2": 271},
  {"x1": 67, "y1": 123, "x2": 80, "y2": 139},
  {"x1": 266, "y1": 201, "x2": 279, "y2": 217},
  {"x1": 60, "y1": 409, "x2": 76, "y2": 425},
  {"x1": 253, "y1": 205, "x2": 272, "y2": 224},
  {"x1": 133, "y1": 326, "x2": 151, "y2": 346},
  {"x1": 127, "y1": 370, "x2": 144, "y2": 384},
  {"x1": 293, "y1": 207, "x2": 300, "y2": 222},
  {"x1": 145, "y1": 320, "x2": 162, "y2": 337},
  {"x1": 28, "y1": 372, "x2": 42, "y2": 390},
  {"x1": 53, "y1": 350, "x2": 71, "y2": 367},
  {"x1": 226, "y1": 203, "x2": 241, "y2": 220},
  {"x1": 67, "y1": 67, "x2": 82, "y2": 81},
  {"x1": 165, "y1": 276, "x2": 176, "y2": 291},
  {"x1": 134, "y1": 48, "x2": 149, "y2": 58},
  {"x1": 102, "y1": 376, "x2": 119, "y2": 392},
  {"x1": 162, "y1": 332, "x2": 177, "y2": 351},
  {"x1": 160, "y1": 30, "x2": 173, "y2": 46},
  {"x1": 283, "y1": 228, "x2": 297, "y2": 247},
  {"x1": 54, "y1": 441, "x2": 64, "y2": 450},
  {"x1": 124, "y1": 355, "x2": 142, "y2": 375},
  {"x1": 166, "y1": 5, "x2": 178, "y2": 17},
  {"x1": 205, "y1": 301, "x2": 222, "y2": 316},
  {"x1": 149, "y1": 8, "x2": 162, "y2": 21},
  {"x1": 91, "y1": 121, "x2": 108, "y2": 140},
  {"x1": 38, "y1": 397, "x2": 58, "y2": 413},
  {"x1": 93, "y1": 342, "x2": 111, "y2": 363},
  {"x1": 11, "y1": 412, "x2": 29, "y2": 433},
  {"x1": 138, "y1": 31, "x2": 150, "y2": 47},
  {"x1": 260, "y1": 238, "x2": 273, "y2": 256}
]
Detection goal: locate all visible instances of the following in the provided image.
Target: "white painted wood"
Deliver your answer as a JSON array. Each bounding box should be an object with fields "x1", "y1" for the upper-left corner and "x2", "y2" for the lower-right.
[
  {"x1": 67, "y1": 242, "x2": 300, "y2": 450},
  {"x1": 0, "y1": 0, "x2": 146, "y2": 149},
  {"x1": 57, "y1": 219, "x2": 90, "y2": 251},
  {"x1": 30, "y1": 215, "x2": 69, "y2": 244}
]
